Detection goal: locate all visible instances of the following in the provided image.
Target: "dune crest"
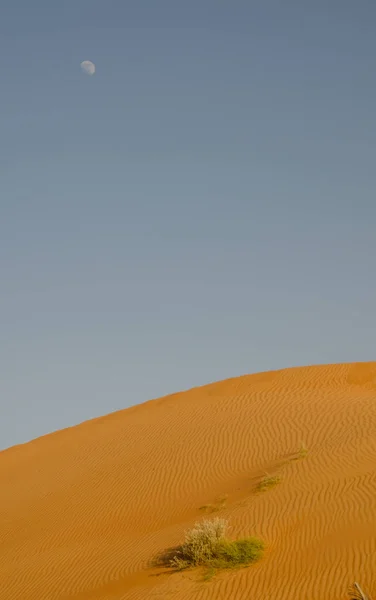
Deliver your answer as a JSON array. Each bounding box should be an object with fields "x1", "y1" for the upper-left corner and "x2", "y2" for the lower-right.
[{"x1": 1, "y1": 362, "x2": 376, "y2": 599}]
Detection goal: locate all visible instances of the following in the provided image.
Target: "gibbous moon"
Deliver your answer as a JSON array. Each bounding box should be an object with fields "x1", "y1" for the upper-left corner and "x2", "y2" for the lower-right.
[{"x1": 80, "y1": 60, "x2": 96, "y2": 76}]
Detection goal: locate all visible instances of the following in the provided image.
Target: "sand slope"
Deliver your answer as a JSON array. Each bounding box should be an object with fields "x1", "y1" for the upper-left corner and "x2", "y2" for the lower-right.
[{"x1": 1, "y1": 362, "x2": 376, "y2": 600}]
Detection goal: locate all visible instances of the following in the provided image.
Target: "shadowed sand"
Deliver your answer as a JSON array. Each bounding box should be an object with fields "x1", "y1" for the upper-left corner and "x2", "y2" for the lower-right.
[{"x1": 1, "y1": 362, "x2": 376, "y2": 599}]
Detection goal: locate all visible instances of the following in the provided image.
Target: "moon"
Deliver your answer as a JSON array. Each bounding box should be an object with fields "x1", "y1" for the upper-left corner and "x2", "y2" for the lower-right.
[{"x1": 80, "y1": 60, "x2": 96, "y2": 76}]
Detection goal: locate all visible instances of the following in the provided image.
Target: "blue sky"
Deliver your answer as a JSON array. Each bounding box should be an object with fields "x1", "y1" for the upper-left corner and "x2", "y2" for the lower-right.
[{"x1": 1, "y1": 1, "x2": 376, "y2": 450}]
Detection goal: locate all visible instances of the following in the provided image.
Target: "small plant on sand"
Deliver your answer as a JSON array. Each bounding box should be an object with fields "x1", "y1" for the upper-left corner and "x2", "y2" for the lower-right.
[
  {"x1": 199, "y1": 494, "x2": 228, "y2": 513},
  {"x1": 256, "y1": 472, "x2": 282, "y2": 492},
  {"x1": 169, "y1": 517, "x2": 264, "y2": 579},
  {"x1": 216, "y1": 494, "x2": 228, "y2": 509},
  {"x1": 348, "y1": 582, "x2": 372, "y2": 600},
  {"x1": 298, "y1": 441, "x2": 308, "y2": 459}
]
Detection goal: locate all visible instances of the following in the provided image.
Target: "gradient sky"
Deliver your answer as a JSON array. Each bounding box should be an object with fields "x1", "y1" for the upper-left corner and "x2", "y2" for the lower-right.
[{"x1": 1, "y1": 1, "x2": 376, "y2": 451}]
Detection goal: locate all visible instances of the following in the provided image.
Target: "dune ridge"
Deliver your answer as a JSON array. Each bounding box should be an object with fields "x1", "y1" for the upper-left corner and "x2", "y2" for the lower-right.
[{"x1": 1, "y1": 361, "x2": 376, "y2": 599}]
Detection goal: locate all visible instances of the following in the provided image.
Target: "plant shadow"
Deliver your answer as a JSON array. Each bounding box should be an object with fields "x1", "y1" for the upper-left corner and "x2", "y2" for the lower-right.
[{"x1": 149, "y1": 545, "x2": 188, "y2": 577}]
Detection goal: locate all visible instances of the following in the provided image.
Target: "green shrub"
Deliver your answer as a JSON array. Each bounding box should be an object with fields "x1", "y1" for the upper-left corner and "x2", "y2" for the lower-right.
[
  {"x1": 168, "y1": 518, "x2": 264, "y2": 577},
  {"x1": 211, "y1": 537, "x2": 264, "y2": 568}
]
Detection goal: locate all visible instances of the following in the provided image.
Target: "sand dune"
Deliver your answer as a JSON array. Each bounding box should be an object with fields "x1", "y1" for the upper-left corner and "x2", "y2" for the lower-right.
[{"x1": 1, "y1": 362, "x2": 376, "y2": 599}]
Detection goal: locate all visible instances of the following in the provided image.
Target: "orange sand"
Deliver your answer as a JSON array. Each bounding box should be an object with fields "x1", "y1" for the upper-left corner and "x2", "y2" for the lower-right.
[{"x1": 1, "y1": 362, "x2": 376, "y2": 599}]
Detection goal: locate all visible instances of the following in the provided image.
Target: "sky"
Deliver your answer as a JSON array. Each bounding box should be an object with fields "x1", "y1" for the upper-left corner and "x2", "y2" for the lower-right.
[{"x1": 1, "y1": 0, "x2": 376, "y2": 451}]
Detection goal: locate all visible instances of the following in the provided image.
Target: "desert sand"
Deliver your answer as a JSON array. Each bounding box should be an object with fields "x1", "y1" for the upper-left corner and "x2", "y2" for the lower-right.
[{"x1": 1, "y1": 362, "x2": 376, "y2": 599}]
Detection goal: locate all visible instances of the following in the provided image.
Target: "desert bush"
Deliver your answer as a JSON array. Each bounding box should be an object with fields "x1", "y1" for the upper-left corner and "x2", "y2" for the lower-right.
[
  {"x1": 171, "y1": 517, "x2": 228, "y2": 567},
  {"x1": 209, "y1": 537, "x2": 264, "y2": 568},
  {"x1": 256, "y1": 473, "x2": 282, "y2": 492},
  {"x1": 169, "y1": 517, "x2": 264, "y2": 575}
]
